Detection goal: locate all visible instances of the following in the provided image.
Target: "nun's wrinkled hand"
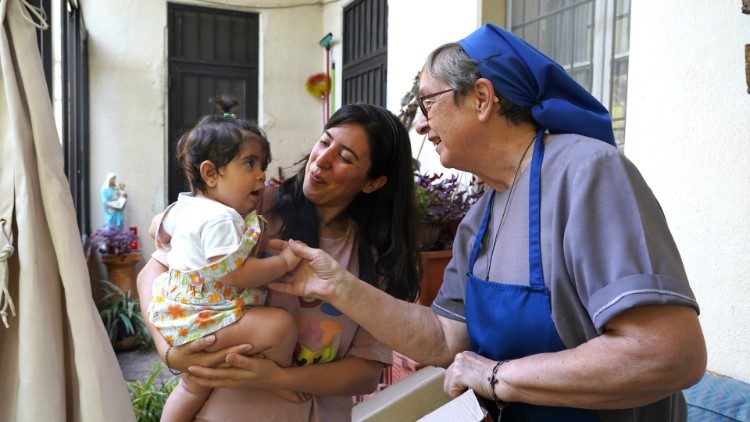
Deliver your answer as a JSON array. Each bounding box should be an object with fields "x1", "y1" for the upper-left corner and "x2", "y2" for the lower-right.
[
  {"x1": 443, "y1": 351, "x2": 498, "y2": 399},
  {"x1": 268, "y1": 240, "x2": 349, "y2": 302}
]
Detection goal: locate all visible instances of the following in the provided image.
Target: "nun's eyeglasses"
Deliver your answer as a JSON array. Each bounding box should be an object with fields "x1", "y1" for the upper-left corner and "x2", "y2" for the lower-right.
[{"x1": 418, "y1": 88, "x2": 455, "y2": 119}]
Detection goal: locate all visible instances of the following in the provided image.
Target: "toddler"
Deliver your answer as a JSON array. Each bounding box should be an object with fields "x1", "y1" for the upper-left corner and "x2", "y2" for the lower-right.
[{"x1": 148, "y1": 96, "x2": 299, "y2": 421}]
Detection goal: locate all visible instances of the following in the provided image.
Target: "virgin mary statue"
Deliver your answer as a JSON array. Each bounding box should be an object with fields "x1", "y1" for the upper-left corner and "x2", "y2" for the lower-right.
[{"x1": 101, "y1": 172, "x2": 127, "y2": 228}]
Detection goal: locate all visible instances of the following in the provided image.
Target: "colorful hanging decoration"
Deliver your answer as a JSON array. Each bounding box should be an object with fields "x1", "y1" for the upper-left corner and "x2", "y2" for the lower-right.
[{"x1": 305, "y1": 72, "x2": 330, "y2": 99}]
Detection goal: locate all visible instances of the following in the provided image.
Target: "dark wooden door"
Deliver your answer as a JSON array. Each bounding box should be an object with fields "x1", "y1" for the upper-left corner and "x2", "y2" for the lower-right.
[
  {"x1": 342, "y1": 0, "x2": 388, "y2": 107},
  {"x1": 167, "y1": 3, "x2": 259, "y2": 202}
]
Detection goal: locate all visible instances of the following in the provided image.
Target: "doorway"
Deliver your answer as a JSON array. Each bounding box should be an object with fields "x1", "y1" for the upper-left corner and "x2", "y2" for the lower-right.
[{"x1": 167, "y1": 3, "x2": 259, "y2": 202}]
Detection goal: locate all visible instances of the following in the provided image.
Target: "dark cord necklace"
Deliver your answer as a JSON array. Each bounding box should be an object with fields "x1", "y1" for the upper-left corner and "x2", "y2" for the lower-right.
[{"x1": 485, "y1": 139, "x2": 535, "y2": 280}]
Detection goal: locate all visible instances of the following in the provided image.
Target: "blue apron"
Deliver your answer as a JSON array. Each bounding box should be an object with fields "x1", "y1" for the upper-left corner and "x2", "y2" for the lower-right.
[{"x1": 465, "y1": 130, "x2": 598, "y2": 421}]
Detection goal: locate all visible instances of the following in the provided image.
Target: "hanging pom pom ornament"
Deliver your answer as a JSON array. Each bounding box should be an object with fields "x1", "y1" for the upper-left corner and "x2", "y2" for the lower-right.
[{"x1": 305, "y1": 73, "x2": 330, "y2": 99}]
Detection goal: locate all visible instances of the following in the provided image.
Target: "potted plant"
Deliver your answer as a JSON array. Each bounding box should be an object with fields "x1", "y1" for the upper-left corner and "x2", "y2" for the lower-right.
[
  {"x1": 91, "y1": 225, "x2": 137, "y2": 256},
  {"x1": 414, "y1": 172, "x2": 484, "y2": 250},
  {"x1": 127, "y1": 361, "x2": 178, "y2": 421},
  {"x1": 91, "y1": 226, "x2": 141, "y2": 294},
  {"x1": 97, "y1": 280, "x2": 152, "y2": 352}
]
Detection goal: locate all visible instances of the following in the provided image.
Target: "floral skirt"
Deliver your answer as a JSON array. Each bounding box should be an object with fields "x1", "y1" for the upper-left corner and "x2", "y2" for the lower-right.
[{"x1": 148, "y1": 272, "x2": 267, "y2": 346}]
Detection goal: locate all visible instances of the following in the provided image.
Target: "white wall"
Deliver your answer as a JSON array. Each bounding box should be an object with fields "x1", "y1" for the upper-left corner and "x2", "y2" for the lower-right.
[
  {"x1": 627, "y1": 2, "x2": 750, "y2": 381},
  {"x1": 387, "y1": 0, "x2": 482, "y2": 177},
  {"x1": 321, "y1": 0, "x2": 342, "y2": 115},
  {"x1": 322, "y1": 0, "x2": 485, "y2": 179},
  {"x1": 84, "y1": 0, "x2": 323, "y2": 262}
]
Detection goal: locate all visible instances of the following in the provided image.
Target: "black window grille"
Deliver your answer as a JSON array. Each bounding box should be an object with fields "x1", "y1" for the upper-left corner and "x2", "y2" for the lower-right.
[
  {"x1": 342, "y1": 0, "x2": 388, "y2": 107},
  {"x1": 61, "y1": 0, "x2": 90, "y2": 237}
]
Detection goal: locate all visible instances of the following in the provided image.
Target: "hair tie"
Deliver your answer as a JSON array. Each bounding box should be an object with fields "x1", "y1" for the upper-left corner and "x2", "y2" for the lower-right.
[{"x1": 222, "y1": 112, "x2": 236, "y2": 119}]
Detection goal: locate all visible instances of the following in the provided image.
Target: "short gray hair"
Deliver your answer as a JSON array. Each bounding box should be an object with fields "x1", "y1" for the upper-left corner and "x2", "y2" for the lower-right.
[
  {"x1": 423, "y1": 42, "x2": 535, "y2": 126},
  {"x1": 423, "y1": 43, "x2": 480, "y2": 97}
]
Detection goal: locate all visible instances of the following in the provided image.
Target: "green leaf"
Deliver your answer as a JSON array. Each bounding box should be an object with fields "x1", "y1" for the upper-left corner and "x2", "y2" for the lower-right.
[{"x1": 126, "y1": 362, "x2": 179, "y2": 421}]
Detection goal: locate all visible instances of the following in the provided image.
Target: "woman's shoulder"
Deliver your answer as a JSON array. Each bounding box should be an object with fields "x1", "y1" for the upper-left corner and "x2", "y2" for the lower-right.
[
  {"x1": 258, "y1": 185, "x2": 284, "y2": 236},
  {"x1": 260, "y1": 184, "x2": 279, "y2": 215}
]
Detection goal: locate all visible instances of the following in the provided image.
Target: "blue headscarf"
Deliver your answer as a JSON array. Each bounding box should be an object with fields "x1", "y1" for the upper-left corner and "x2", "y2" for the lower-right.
[{"x1": 458, "y1": 23, "x2": 615, "y2": 146}]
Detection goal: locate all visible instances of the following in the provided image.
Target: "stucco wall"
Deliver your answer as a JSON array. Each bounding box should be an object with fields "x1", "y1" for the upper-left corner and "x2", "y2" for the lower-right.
[
  {"x1": 84, "y1": 0, "x2": 322, "y2": 262},
  {"x1": 627, "y1": 2, "x2": 750, "y2": 381},
  {"x1": 386, "y1": 0, "x2": 482, "y2": 176},
  {"x1": 321, "y1": 0, "x2": 487, "y2": 177},
  {"x1": 83, "y1": 0, "x2": 490, "y2": 259}
]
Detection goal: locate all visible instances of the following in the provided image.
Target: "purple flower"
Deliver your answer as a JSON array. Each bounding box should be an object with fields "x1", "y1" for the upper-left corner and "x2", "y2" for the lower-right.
[
  {"x1": 415, "y1": 173, "x2": 484, "y2": 224},
  {"x1": 91, "y1": 226, "x2": 137, "y2": 256}
]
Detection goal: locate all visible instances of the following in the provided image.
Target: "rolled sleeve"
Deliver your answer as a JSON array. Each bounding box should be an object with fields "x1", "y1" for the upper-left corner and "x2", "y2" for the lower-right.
[
  {"x1": 589, "y1": 274, "x2": 699, "y2": 332},
  {"x1": 430, "y1": 257, "x2": 467, "y2": 322},
  {"x1": 564, "y1": 149, "x2": 699, "y2": 333}
]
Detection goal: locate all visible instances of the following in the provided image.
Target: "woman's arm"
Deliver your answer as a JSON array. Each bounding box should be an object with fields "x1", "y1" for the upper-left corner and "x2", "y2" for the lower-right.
[
  {"x1": 147, "y1": 212, "x2": 170, "y2": 250},
  {"x1": 271, "y1": 241, "x2": 468, "y2": 367},
  {"x1": 136, "y1": 257, "x2": 252, "y2": 371},
  {"x1": 444, "y1": 304, "x2": 706, "y2": 409},
  {"x1": 136, "y1": 257, "x2": 171, "y2": 357},
  {"x1": 187, "y1": 354, "x2": 384, "y2": 396}
]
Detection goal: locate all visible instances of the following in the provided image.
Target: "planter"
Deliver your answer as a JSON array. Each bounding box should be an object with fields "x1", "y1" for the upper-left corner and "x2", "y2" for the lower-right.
[
  {"x1": 416, "y1": 222, "x2": 446, "y2": 250},
  {"x1": 101, "y1": 252, "x2": 142, "y2": 297},
  {"x1": 113, "y1": 328, "x2": 139, "y2": 352},
  {"x1": 416, "y1": 249, "x2": 452, "y2": 306}
]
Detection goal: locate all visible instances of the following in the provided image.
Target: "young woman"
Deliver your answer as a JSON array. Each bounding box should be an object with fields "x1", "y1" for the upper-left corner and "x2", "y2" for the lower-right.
[{"x1": 137, "y1": 103, "x2": 421, "y2": 421}]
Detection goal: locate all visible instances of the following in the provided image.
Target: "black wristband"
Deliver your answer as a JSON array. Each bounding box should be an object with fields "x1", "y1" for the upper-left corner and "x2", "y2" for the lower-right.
[
  {"x1": 165, "y1": 344, "x2": 182, "y2": 376},
  {"x1": 487, "y1": 360, "x2": 509, "y2": 411}
]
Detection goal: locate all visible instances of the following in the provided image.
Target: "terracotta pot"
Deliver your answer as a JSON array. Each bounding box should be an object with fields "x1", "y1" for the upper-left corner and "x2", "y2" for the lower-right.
[
  {"x1": 101, "y1": 252, "x2": 142, "y2": 297},
  {"x1": 113, "y1": 334, "x2": 139, "y2": 352},
  {"x1": 416, "y1": 222, "x2": 446, "y2": 250},
  {"x1": 417, "y1": 249, "x2": 452, "y2": 306}
]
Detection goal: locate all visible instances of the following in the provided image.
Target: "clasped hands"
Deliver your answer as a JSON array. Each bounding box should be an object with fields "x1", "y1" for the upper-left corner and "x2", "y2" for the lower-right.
[
  {"x1": 266, "y1": 238, "x2": 351, "y2": 303},
  {"x1": 272, "y1": 241, "x2": 508, "y2": 404},
  {"x1": 275, "y1": 241, "x2": 510, "y2": 404}
]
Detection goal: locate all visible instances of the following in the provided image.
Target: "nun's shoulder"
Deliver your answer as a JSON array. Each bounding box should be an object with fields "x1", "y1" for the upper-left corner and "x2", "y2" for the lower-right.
[
  {"x1": 543, "y1": 133, "x2": 631, "y2": 181},
  {"x1": 545, "y1": 133, "x2": 620, "y2": 163}
]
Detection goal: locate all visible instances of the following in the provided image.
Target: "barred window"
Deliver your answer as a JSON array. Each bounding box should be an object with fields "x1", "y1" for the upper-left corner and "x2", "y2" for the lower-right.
[{"x1": 509, "y1": 0, "x2": 630, "y2": 146}]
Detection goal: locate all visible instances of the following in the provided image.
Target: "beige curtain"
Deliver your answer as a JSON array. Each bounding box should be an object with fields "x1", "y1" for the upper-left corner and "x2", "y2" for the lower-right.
[{"x1": 0, "y1": 0, "x2": 134, "y2": 420}]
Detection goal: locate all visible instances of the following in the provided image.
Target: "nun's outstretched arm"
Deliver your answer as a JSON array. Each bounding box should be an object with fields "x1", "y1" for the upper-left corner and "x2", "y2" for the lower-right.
[{"x1": 271, "y1": 240, "x2": 469, "y2": 367}]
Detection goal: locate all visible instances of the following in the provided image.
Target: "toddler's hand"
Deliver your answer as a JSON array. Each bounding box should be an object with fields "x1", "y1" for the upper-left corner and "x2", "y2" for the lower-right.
[{"x1": 279, "y1": 243, "x2": 302, "y2": 272}]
